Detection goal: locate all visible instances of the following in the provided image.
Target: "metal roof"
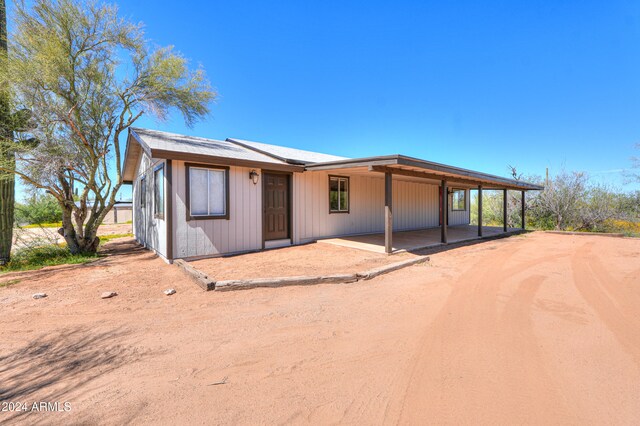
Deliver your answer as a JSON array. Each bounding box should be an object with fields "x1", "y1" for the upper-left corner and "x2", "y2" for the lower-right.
[
  {"x1": 131, "y1": 128, "x2": 287, "y2": 165},
  {"x1": 123, "y1": 128, "x2": 542, "y2": 190},
  {"x1": 226, "y1": 138, "x2": 348, "y2": 165}
]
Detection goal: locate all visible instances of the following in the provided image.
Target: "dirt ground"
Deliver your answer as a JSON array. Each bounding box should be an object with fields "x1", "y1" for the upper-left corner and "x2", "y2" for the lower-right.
[
  {"x1": 0, "y1": 232, "x2": 639, "y2": 425},
  {"x1": 190, "y1": 243, "x2": 420, "y2": 280}
]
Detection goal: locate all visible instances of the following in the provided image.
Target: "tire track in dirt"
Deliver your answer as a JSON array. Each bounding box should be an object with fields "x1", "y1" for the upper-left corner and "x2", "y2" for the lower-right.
[
  {"x1": 571, "y1": 241, "x2": 640, "y2": 367},
  {"x1": 496, "y1": 275, "x2": 575, "y2": 423},
  {"x1": 384, "y1": 246, "x2": 519, "y2": 424},
  {"x1": 385, "y1": 239, "x2": 578, "y2": 424}
]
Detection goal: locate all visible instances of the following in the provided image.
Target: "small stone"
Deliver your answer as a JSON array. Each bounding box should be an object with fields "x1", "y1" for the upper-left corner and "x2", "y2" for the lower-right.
[
  {"x1": 32, "y1": 293, "x2": 47, "y2": 299},
  {"x1": 101, "y1": 291, "x2": 117, "y2": 299},
  {"x1": 164, "y1": 288, "x2": 176, "y2": 296}
]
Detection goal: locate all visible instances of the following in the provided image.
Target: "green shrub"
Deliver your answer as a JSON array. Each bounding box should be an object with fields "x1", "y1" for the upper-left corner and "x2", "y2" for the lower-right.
[
  {"x1": 1, "y1": 244, "x2": 97, "y2": 273},
  {"x1": 15, "y1": 194, "x2": 62, "y2": 225}
]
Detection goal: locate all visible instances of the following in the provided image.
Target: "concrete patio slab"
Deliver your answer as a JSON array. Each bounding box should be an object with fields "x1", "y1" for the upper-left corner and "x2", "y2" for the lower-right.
[{"x1": 317, "y1": 225, "x2": 523, "y2": 254}]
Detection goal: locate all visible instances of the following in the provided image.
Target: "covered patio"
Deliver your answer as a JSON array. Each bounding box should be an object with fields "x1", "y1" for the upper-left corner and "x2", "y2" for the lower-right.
[
  {"x1": 318, "y1": 225, "x2": 524, "y2": 254},
  {"x1": 306, "y1": 155, "x2": 544, "y2": 253}
]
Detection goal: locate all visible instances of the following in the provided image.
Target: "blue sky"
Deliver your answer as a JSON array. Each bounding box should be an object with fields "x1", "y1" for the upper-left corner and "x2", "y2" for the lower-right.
[{"x1": 18, "y1": 0, "x2": 640, "y2": 199}]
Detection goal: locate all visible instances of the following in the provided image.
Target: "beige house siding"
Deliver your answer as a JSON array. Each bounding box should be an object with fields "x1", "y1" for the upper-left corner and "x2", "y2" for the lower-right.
[
  {"x1": 172, "y1": 161, "x2": 262, "y2": 258},
  {"x1": 293, "y1": 171, "x2": 463, "y2": 244},
  {"x1": 136, "y1": 161, "x2": 471, "y2": 259},
  {"x1": 132, "y1": 153, "x2": 168, "y2": 259}
]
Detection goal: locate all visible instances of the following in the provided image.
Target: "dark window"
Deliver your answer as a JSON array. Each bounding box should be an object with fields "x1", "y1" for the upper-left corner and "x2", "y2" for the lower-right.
[
  {"x1": 451, "y1": 189, "x2": 466, "y2": 211},
  {"x1": 186, "y1": 164, "x2": 230, "y2": 220},
  {"x1": 154, "y1": 164, "x2": 164, "y2": 219},
  {"x1": 329, "y1": 176, "x2": 349, "y2": 213},
  {"x1": 140, "y1": 176, "x2": 146, "y2": 208}
]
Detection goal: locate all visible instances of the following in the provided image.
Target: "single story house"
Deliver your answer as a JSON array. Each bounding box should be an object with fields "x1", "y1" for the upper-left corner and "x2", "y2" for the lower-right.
[{"x1": 122, "y1": 128, "x2": 543, "y2": 262}]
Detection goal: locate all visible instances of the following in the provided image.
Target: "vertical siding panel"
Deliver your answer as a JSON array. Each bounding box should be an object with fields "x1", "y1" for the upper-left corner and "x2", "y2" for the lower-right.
[
  {"x1": 314, "y1": 172, "x2": 321, "y2": 238},
  {"x1": 304, "y1": 173, "x2": 311, "y2": 241},
  {"x1": 368, "y1": 176, "x2": 372, "y2": 233},
  {"x1": 291, "y1": 173, "x2": 297, "y2": 244},
  {"x1": 368, "y1": 177, "x2": 373, "y2": 233},
  {"x1": 396, "y1": 180, "x2": 400, "y2": 230},
  {"x1": 312, "y1": 172, "x2": 318, "y2": 239},
  {"x1": 416, "y1": 182, "x2": 420, "y2": 227},
  {"x1": 408, "y1": 182, "x2": 412, "y2": 229},
  {"x1": 401, "y1": 181, "x2": 406, "y2": 230},
  {"x1": 404, "y1": 181, "x2": 409, "y2": 230},
  {"x1": 231, "y1": 167, "x2": 240, "y2": 253},
  {"x1": 304, "y1": 173, "x2": 309, "y2": 237},
  {"x1": 405, "y1": 181, "x2": 410, "y2": 229},
  {"x1": 401, "y1": 180, "x2": 405, "y2": 229},
  {"x1": 243, "y1": 167, "x2": 250, "y2": 248},
  {"x1": 255, "y1": 170, "x2": 261, "y2": 249},
  {"x1": 395, "y1": 180, "x2": 400, "y2": 230},
  {"x1": 165, "y1": 168, "x2": 468, "y2": 259}
]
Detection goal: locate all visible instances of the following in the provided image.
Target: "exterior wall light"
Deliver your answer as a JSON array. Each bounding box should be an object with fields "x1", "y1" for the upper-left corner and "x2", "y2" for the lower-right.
[{"x1": 249, "y1": 169, "x2": 260, "y2": 185}]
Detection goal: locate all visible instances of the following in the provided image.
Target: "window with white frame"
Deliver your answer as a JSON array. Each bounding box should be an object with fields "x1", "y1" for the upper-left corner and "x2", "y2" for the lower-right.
[
  {"x1": 451, "y1": 189, "x2": 466, "y2": 211},
  {"x1": 187, "y1": 164, "x2": 229, "y2": 219},
  {"x1": 329, "y1": 176, "x2": 349, "y2": 213}
]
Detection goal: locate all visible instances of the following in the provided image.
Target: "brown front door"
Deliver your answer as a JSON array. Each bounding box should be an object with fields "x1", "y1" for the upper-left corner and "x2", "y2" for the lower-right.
[{"x1": 263, "y1": 172, "x2": 290, "y2": 241}]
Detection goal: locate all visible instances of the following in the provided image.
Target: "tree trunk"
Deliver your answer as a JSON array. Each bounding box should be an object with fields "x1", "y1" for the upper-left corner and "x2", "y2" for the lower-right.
[
  {"x1": 60, "y1": 205, "x2": 100, "y2": 255},
  {"x1": 0, "y1": 0, "x2": 14, "y2": 265}
]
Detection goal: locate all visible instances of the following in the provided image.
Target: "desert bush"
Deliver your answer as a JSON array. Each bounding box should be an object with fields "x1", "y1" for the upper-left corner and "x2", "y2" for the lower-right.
[
  {"x1": 471, "y1": 170, "x2": 636, "y2": 234},
  {"x1": 2, "y1": 244, "x2": 96, "y2": 272},
  {"x1": 15, "y1": 193, "x2": 62, "y2": 225}
]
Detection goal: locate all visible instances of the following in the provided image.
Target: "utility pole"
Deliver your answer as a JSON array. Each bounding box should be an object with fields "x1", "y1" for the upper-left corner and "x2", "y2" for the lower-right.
[{"x1": 545, "y1": 167, "x2": 549, "y2": 187}]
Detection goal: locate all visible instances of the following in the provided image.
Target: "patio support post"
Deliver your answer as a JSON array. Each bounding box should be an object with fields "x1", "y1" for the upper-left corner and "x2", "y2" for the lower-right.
[
  {"x1": 521, "y1": 190, "x2": 526, "y2": 230},
  {"x1": 503, "y1": 188, "x2": 508, "y2": 232},
  {"x1": 385, "y1": 171, "x2": 393, "y2": 254},
  {"x1": 478, "y1": 185, "x2": 483, "y2": 237},
  {"x1": 441, "y1": 180, "x2": 448, "y2": 244}
]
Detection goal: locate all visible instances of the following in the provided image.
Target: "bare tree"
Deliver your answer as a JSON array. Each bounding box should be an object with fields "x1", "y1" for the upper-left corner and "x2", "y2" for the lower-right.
[
  {"x1": 531, "y1": 171, "x2": 587, "y2": 230},
  {"x1": 0, "y1": 0, "x2": 215, "y2": 254},
  {"x1": 575, "y1": 184, "x2": 618, "y2": 231}
]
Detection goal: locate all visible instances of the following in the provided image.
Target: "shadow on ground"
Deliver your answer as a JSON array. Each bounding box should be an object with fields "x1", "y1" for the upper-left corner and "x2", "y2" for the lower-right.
[
  {"x1": 0, "y1": 326, "x2": 146, "y2": 424},
  {"x1": 0, "y1": 238, "x2": 156, "y2": 284},
  {"x1": 408, "y1": 230, "x2": 531, "y2": 256}
]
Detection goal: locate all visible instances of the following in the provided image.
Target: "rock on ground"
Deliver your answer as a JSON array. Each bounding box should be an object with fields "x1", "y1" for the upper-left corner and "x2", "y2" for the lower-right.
[{"x1": 100, "y1": 291, "x2": 117, "y2": 299}]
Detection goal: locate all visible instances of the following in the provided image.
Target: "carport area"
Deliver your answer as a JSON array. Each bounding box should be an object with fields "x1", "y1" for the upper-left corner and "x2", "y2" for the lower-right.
[{"x1": 318, "y1": 225, "x2": 523, "y2": 254}]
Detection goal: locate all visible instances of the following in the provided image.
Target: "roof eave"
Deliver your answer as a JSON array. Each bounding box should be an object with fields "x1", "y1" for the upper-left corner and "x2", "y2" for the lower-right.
[
  {"x1": 122, "y1": 129, "x2": 152, "y2": 182},
  {"x1": 305, "y1": 155, "x2": 543, "y2": 190}
]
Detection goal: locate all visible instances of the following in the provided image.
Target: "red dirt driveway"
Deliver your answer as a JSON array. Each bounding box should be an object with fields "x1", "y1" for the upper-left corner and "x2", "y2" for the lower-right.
[{"x1": 0, "y1": 232, "x2": 639, "y2": 425}]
